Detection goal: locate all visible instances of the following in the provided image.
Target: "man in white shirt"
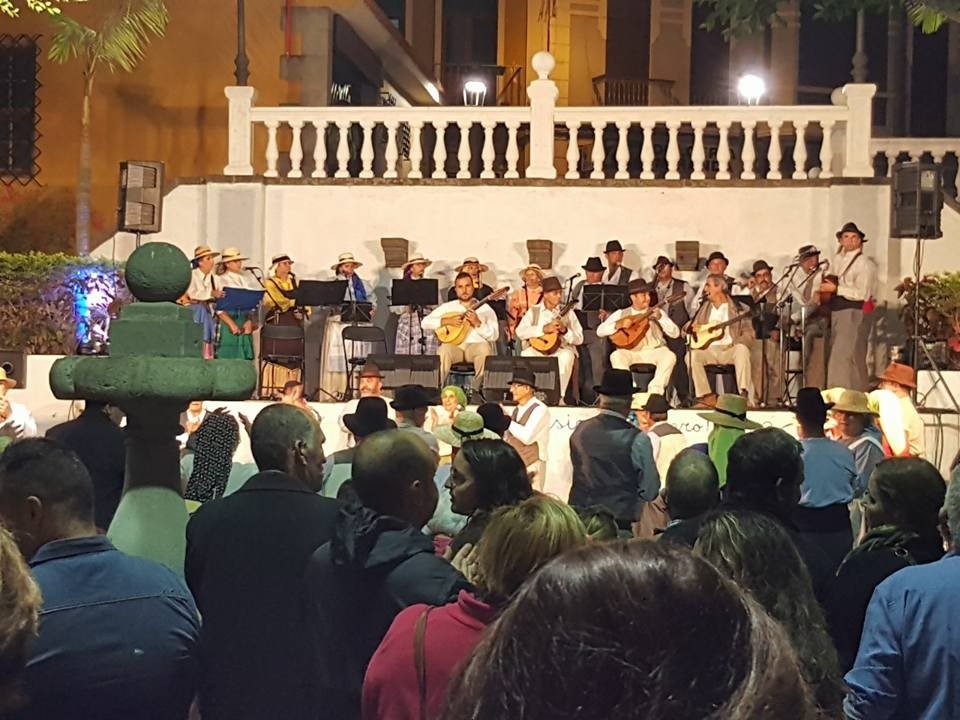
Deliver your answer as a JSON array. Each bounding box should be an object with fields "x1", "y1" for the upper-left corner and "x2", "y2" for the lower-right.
[
  {"x1": 785, "y1": 245, "x2": 828, "y2": 387},
  {"x1": 688, "y1": 274, "x2": 755, "y2": 401},
  {"x1": 422, "y1": 272, "x2": 499, "y2": 385},
  {"x1": 597, "y1": 279, "x2": 678, "y2": 395},
  {"x1": 0, "y1": 368, "x2": 37, "y2": 439},
  {"x1": 503, "y1": 367, "x2": 550, "y2": 489},
  {"x1": 516, "y1": 276, "x2": 584, "y2": 397},
  {"x1": 822, "y1": 222, "x2": 877, "y2": 391},
  {"x1": 601, "y1": 240, "x2": 633, "y2": 285}
]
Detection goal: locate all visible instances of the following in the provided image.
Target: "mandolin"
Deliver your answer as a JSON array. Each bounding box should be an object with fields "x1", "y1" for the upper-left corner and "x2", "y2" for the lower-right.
[
  {"x1": 686, "y1": 307, "x2": 755, "y2": 350},
  {"x1": 609, "y1": 291, "x2": 686, "y2": 350},
  {"x1": 435, "y1": 287, "x2": 509, "y2": 345},
  {"x1": 527, "y1": 299, "x2": 578, "y2": 354}
]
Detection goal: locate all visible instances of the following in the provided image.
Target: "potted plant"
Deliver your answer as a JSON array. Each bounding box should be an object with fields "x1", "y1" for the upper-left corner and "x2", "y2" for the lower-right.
[{"x1": 896, "y1": 272, "x2": 960, "y2": 369}]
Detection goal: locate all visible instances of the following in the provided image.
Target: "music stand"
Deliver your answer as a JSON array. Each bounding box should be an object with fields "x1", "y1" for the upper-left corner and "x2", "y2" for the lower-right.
[
  {"x1": 295, "y1": 280, "x2": 347, "y2": 308},
  {"x1": 391, "y1": 279, "x2": 439, "y2": 355},
  {"x1": 582, "y1": 284, "x2": 629, "y2": 313},
  {"x1": 340, "y1": 302, "x2": 374, "y2": 323},
  {"x1": 217, "y1": 288, "x2": 265, "y2": 312}
]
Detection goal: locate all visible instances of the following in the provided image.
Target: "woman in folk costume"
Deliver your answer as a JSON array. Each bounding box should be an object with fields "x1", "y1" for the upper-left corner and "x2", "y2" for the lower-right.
[
  {"x1": 320, "y1": 252, "x2": 376, "y2": 396},
  {"x1": 394, "y1": 254, "x2": 439, "y2": 355},
  {"x1": 506, "y1": 264, "x2": 544, "y2": 348},
  {"x1": 214, "y1": 247, "x2": 259, "y2": 360},
  {"x1": 262, "y1": 253, "x2": 307, "y2": 391},
  {"x1": 183, "y1": 246, "x2": 223, "y2": 359}
]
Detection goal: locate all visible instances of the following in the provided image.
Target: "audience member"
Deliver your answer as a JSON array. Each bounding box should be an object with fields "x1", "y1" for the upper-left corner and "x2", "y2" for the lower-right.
[
  {"x1": 183, "y1": 411, "x2": 256, "y2": 502},
  {"x1": 569, "y1": 369, "x2": 659, "y2": 531},
  {"x1": 0, "y1": 526, "x2": 40, "y2": 716},
  {"x1": 875, "y1": 361, "x2": 925, "y2": 457},
  {"x1": 435, "y1": 386, "x2": 467, "y2": 426},
  {"x1": 440, "y1": 541, "x2": 817, "y2": 720},
  {"x1": 323, "y1": 397, "x2": 397, "y2": 498},
  {"x1": 577, "y1": 505, "x2": 620, "y2": 541},
  {"x1": 185, "y1": 404, "x2": 340, "y2": 720},
  {"x1": 305, "y1": 431, "x2": 471, "y2": 720},
  {"x1": 844, "y1": 471, "x2": 960, "y2": 720},
  {"x1": 633, "y1": 393, "x2": 687, "y2": 538},
  {"x1": 828, "y1": 457, "x2": 946, "y2": 673},
  {"x1": 831, "y1": 389, "x2": 885, "y2": 497},
  {"x1": 794, "y1": 387, "x2": 858, "y2": 573},
  {"x1": 698, "y1": 393, "x2": 761, "y2": 487},
  {"x1": 444, "y1": 439, "x2": 533, "y2": 556},
  {"x1": 46, "y1": 400, "x2": 125, "y2": 531},
  {"x1": 476, "y1": 402, "x2": 511, "y2": 438},
  {"x1": 0, "y1": 370, "x2": 37, "y2": 442},
  {"x1": 338, "y1": 365, "x2": 390, "y2": 447},
  {"x1": 696, "y1": 510, "x2": 844, "y2": 715},
  {"x1": 434, "y1": 411, "x2": 500, "y2": 454},
  {"x1": 363, "y1": 495, "x2": 586, "y2": 720},
  {"x1": 391, "y1": 385, "x2": 441, "y2": 455},
  {"x1": 0, "y1": 438, "x2": 199, "y2": 719},
  {"x1": 659, "y1": 448, "x2": 720, "y2": 547}
]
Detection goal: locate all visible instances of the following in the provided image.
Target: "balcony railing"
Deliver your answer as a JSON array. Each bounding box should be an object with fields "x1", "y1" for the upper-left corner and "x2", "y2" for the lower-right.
[{"x1": 592, "y1": 75, "x2": 677, "y2": 106}]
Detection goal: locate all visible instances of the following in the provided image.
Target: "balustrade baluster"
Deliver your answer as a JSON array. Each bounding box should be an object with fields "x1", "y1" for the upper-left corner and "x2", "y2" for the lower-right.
[
  {"x1": 384, "y1": 120, "x2": 399, "y2": 179},
  {"x1": 716, "y1": 120, "x2": 731, "y2": 180},
  {"x1": 615, "y1": 121, "x2": 630, "y2": 180},
  {"x1": 335, "y1": 120, "x2": 351, "y2": 178},
  {"x1": 792, "y1": 120, "x2": 808, "y2": 180},
  {"x1": 565, "y1": 121, "x2": 581, "y2": 179},
  {"x1": 505, "y1": 121, "x2": 520, "y2": 178},
  {"x1": 590, "y1": 121, "x2": 605, "y2": 179},
  {"x1": 885, "y1": 150, "x2": 897, "y2": 177},
  {"x1": 819, "y1": 120, "x2": 835, "y2": 179},
  {"x1": 288, "y1": 120, "x2": 304, "y2": 178},
  {"x1": 359, "y1": 121, "x2": 375, "y2": 178},
  {"x1": 409, "y1": 121, "x2": 424, "y2": 179},
  {"x1": 264, "y1": 120, "x2": 279, "y2": 178},
  {"x1": 311, "y1": 120, "x2": 327, "y2": 178},
  {"x1": 767, "y1": 119, "x2": 782, "y2": 179},
  {"x1": 640, "y1": 120, "x2": 655, "y2": 179},
  {"x1": 480, "y1": 121, "x2": 496, "y2": 179},
  {"x1": 432, "y1": 121, "x2": 448, "y2": 179},
  {"x1": 665, "y1": 121, "x2": 681, "y2": 180},
  {"x1": 457, "y1": 121, "x2": 472, "y2": 179},
  {"x1": 741, "y1": 120, "x2": 757, "y2": 180},
  {"x1": 691, "y1": 120, "x2": 706, "y2": 180}
]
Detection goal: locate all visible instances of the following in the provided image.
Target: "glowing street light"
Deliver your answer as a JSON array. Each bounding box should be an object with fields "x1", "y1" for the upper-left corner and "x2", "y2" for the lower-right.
[
  {"x1": 463, "y1": 79, "x2": 487, "y2": 106},
  {"x1": 737, "y1": 74, "x2": 766, "y2": 105}
]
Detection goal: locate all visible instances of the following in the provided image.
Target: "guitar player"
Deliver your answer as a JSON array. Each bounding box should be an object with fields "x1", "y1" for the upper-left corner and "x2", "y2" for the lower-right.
[
  {"x1": 515, "y1": 275, "x2": 584, "y2": 397},
  {"x1": 422, "y1": 272, "x2": 500, "y2": 385},
  {"x1": 688, "y1": 274, "x2": 756, "y2": 404},
  {"x1": 596, "y1": 279, "x2": 679, "y2": 395}
]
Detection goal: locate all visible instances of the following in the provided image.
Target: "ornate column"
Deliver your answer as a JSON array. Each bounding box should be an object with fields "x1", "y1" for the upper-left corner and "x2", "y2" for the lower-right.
[{"x1": 234, "y1": 0, "x2": 250, "y2": 86}]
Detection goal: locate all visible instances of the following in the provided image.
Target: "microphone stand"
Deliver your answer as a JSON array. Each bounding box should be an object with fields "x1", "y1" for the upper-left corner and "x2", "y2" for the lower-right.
[{"x1": 752, "y1": 265, "x2": 794, "y2": 408}]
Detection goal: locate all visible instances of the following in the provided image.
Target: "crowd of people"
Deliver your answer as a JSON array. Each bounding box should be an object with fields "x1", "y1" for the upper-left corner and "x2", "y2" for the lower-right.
[{"x1": 0, "y1": 354, "x2": 956, "y2": 719}]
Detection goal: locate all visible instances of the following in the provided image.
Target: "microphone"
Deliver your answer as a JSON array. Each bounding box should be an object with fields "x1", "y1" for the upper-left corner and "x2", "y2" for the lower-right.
[{"x1": 567, "y1": 272, "x2": 582, "y2": 282}]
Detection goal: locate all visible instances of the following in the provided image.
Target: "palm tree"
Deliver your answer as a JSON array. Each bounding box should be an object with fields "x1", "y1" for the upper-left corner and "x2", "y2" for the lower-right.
[
  {"x1": 48, "y1": 0, "x2": 168, "y2": 256},
  {"x1": 1, "y1": 0, "x2": 79, "y2": 19}
]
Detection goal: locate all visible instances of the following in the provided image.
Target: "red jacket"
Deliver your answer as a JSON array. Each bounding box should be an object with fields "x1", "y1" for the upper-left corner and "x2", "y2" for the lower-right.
[{"x1": 362, "y1": 591, "x2": 498, "y2": 720}]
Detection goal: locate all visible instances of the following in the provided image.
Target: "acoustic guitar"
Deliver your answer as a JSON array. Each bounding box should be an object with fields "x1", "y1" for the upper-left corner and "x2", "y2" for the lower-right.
[
  {"x1": 435, "y1": 287, "x2": 509, "y2": 345},
  {"x1": 609, "y1": 291, "x2": 686, "y2": 350},
  {"x1": 686, "y1": 307, "x2": 755, "y2": 350},
  {"x1": 527, "y1": 299, "x2": 578, "y2": 354}
]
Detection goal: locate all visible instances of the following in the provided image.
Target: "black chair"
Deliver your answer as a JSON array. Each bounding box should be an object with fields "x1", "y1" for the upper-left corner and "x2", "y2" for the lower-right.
[
  {"x1": 628, "y1": 363, "x2": 657, "y2": 392},
  {"x1": 258, "y1": 323, "x2": 305, "y2": 399},
  {"x1": 705, "y1": 364, "x2": 738, "y2": 395},
  {"x1": 342, "y1": 325, "x2": 388, "y2": 399},
  {"x1": 446, "y1": 362, "x2": 477, "y2": 402}
]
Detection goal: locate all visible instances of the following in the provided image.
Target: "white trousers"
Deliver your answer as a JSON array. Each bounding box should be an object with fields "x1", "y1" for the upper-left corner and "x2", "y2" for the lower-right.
[
  {"x1": 609, "y1": 345, "x2": 676, "y2": 395},
  {"x1": 522, "y1": 346, "x2": 576, "y2": 396},
  {"x1": 690, "y1": 343, "x2": 753, "y2": 398}
]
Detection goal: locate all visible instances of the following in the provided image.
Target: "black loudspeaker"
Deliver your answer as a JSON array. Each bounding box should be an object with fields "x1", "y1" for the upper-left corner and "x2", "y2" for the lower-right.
[
  {"x1": 366, "y1": 354, "x2": 441, "y2": 390},
  {"x1": 117, "y1": 161, "x2": 164, "y2": 234},
  {"x1": 0, "y1": 350, "x2": 26, "y2": 389},
  {"x1": 891, "y1": 161, "x2": 943, "y2": 239},
  {"x1": 482, "y1": 356, "x2": 561, "y2": 406}
]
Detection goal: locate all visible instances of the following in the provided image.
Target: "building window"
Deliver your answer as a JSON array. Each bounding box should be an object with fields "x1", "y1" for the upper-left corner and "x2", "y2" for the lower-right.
[{"x1": 0, "y1": 35, "x2": 41, "y2": 185}]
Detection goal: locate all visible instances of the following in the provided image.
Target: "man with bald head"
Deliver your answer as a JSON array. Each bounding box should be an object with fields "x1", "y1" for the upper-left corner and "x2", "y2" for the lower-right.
[
  {"x1": 305, "y1": 430, "x2": 470, "y2": 720},
  {"x1": 185, "y1": 404, "x2": 340, "y2": 720}
]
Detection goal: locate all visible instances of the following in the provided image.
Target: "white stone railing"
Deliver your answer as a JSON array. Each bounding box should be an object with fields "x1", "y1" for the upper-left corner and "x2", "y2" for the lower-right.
[
  {"x1": 224, "y1": 51, "x2": 879, "y2": 182},
  {"x1": 870, "y1": 137, "x2": 960, "y2": 174}
]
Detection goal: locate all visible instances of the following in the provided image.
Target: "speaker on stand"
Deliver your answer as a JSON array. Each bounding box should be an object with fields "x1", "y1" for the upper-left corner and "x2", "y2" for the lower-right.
[{"x1": 117, "y1": 161, "x2": 165, "y2": 246}]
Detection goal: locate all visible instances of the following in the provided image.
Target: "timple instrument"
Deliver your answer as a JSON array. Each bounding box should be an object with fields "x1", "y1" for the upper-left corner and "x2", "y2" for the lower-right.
[
  {"x1": 528, "y1": 299, "x2": 578, "y2": 354},
  {"x1": 609, "y1": 291, "x2": 685, "y2": 350},
  {"x1": 435, "y1": 287, "x2": 509, "y2": 345}
]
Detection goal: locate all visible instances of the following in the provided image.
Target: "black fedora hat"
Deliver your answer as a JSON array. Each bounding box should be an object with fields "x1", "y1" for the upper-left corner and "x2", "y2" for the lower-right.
[
  {"x1": 343, "y1": 397, "x2": 396, "y2": 438},
  {"x1": 653, "y1": 255, "x2": 674, "y2": 270},
  {"x1": 797, "y1": 244, "x2": 821, "y2": 260},
  {"x1": 541, "y1": 276, "x2": 563, "y2": 294},
  {"x1": 752, "y1": 259, "x2": 773, "y2": 275},
  {"x1": 795, "y1": 387, "x2": 834, "y2": 423},
  {"x1": 627, "y1": 278, "x2": 654, "y2": 296},
  {"x1": 604, "y1": 240, "x2": 625, "y2": 254},
  {"x1": 477, "y1": 402, "x2": 511, "y2": 436},
  {"x1": 359, "y1": 364, "x2": 385, "y2": 379},
  {"x1": 836, "y1": 221, "x2": 867, "y2": 241},
  {"x1": 642, "y1": 393, "x2": 672, "y2": 414},
  {"x1": 582, "y1": 256, "x2": 606, "y2": 273},
  {"x1": 594, "y1": 369, "x2": 637, "y2": 397},
  {"x1": 706, "y1": 251, "x2": 729, "y2": 265},
  {"x1": 509, "y1": 366, "x2": 537, "y2": 389},
  {"x1": 390, "y1": 384, "x2": 439, "y2": 412}
]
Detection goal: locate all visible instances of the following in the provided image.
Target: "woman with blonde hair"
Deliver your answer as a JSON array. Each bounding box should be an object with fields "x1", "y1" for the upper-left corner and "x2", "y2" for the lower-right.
[
  {"x1": 362, "y1": 495, "x2": 587, "y2": 720},
  {"x1": 0, "y1": 526, "x2": 42, "y2": 715}
]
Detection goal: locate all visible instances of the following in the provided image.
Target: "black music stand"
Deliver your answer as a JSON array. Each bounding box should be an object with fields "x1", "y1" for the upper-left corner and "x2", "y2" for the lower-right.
[
  {"x1": 391, "y1": 279, "x2": 439, "y2": 355},
  {"x1": 582, "y1": 284, "x2": 629, "y2": 313},
  {"x1": 296, "y1": 280, "x2": 347, "y2": 308}
]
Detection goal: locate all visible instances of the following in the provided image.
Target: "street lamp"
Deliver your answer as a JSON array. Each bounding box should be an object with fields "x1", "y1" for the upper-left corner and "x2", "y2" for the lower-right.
[
  {"x1": 737, "y1": 73, "x2": 766, "y2": 105},
  {"x1": 463, "y1": 79, "x2": 487, "y2": 106}
]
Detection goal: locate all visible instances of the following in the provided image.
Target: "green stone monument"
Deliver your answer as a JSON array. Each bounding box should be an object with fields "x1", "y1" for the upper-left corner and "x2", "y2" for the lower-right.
[{"x1": 50, "y1": 242, "x2": 256, "y2": 574}]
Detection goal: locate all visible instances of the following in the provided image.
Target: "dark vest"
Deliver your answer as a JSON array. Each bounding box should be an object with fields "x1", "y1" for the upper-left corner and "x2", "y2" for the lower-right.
[
  {"x1": 505, "y1": 402, "x2": 542, "y2": 467},
  {"x1": 569, "y1": 412, "x2": 643, "y2": 522},
  {"x1": 658, "y1": 279, "x2": 690, "y2": 327}
]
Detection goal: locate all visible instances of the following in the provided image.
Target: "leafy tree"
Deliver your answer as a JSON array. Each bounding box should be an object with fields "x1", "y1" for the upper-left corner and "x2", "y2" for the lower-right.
[
  {"x1": 47, "y1": 0, "x2": 168, "y2": 255},
  {"x1": 0, "y1": 0, "x2": 82, "y2": 18}
]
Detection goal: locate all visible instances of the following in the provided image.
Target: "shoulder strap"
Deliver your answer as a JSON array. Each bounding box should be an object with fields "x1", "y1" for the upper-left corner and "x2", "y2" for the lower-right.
[
  {"x1": 837, "y1": 250, "x2": 863, "y2": 280},
  {"x1": 414, "y1": 607, "x2": 433, "y2": 720},
  {"x1": 849, "y1": 434, "x2": 883, "y2": 452},
  {"x1": 531, "y1": 305, "x2": 541, "y2": 326}
]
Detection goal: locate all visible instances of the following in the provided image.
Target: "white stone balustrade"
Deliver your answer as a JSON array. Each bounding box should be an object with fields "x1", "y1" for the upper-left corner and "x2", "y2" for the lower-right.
[
  {"x1": 871, "y1": 138, "x2": 960, "y2": 172},
  {"x1": 224, "y1": 53, "x2": 880, "y2": 183}
]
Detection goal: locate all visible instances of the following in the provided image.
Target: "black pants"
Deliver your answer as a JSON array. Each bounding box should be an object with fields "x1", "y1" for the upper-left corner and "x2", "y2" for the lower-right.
[
  {"x1": 578, "y1": 330, "x2": 608, "y2": 405},
  {"x1": 665, "y1": 335, "x2": 690, "y2": 402}
]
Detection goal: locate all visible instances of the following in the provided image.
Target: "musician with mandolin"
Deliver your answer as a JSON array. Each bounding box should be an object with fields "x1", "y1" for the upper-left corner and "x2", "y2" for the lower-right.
[
  {"x1": 687, "y1": 274, "x2": 756, "y2": 403},
  {"x1": 422, "y1": 272, "x2": 502, "y2": 385},
  {"x1": 596, "y1": 279, "x2": 681, "y2": 395},
  {"x1": 515, "y1": 276, "x2": 584, "y2": 396}
]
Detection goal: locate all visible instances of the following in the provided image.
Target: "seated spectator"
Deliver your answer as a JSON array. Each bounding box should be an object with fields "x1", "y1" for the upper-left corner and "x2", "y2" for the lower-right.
[
  {"x1": 794, "y1": 388, "x2": 858, "y2": 573},
  {"x1": 633, "y1": 393, "x2": 688, "y2": 538},
  {"x1": 46, "y1": 400, "x2": 125, "y2": 531},
  {"x1": 444, "y1": 439, "x2": 533, "y2": 556},
  {"x1": 186, "y1": 404, "x2": 340, "y2": 720},
  {"x1": 831, "y1": 389, "x2": 885, "y2": 498},
  {"x1": 827, "y1": 457, "x2": 946, "y2": 673},
  {"x1": 844, "y1": 472, "x2": 960, "y2": 720},
  {"x1": 0, "y1": 526, "x2": 41, "y2": 716},
  {"x1": 441, "y1": 541, "x2": 818, "y2": 720},
  {"x1": 696, "y1": 510, "x2": 844, "y2": 715},
  {"x1": 577, "y1": 505, "x2": 620, "y2": 542},
  {"x1": 659, "y1": 448, "x2": 720, "y2": 547},
  {"x1": 182, "y1": 411, "x2": 256, "y2": 503},
  {"x1": 476, "y1": 403, "x2": 511, "y2": 438},
  {"x1": 697, "y1": 394, "x2": 761, "y2": 488},
  {"x1": 305, "y1": 431, "x2": 471, "y2": 720},
  {"x1": 391, "y1": 385, "x2": 441, "y2": 455},
  {"x1": 177, "y1": 400, "x2": 207, "y2": 447},
  {"x1": 323, "y1": 397, "x2": 397, "y2": 498},
  {"x1": 363, "y1": 495, "x2": 586, "y2": 720},
  {"x1": 434, "y1": 385, "x2": 467, "y2": 427},
  {"x1": 0, "y1": 369, "x2": 37, "y2": 442},
  {"x1": 434, "y1": 411, "x2": 501, "y2": 456},
  {"x1": 0, "y1": 438, "x2": 199, "y2": 719}
]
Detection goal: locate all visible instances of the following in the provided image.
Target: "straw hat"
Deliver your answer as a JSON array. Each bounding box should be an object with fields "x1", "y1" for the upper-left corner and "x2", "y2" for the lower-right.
[
  {"x1": 434, "y1": 411, "x2": 500, "y2": 448},
  {"x1": 193, "y1": 246, "x2": 219, "y2": 261},
  {"x1": 455, "y1": 257, "x2": 489, "y2": 273},
  {"x1": 830, "y1": 389, "x2": 877, "y2": 415},
  {"x1": 332, "y1": 252, "x2": 363, "y2": 272},
  {"x1": 519, "y1": 263, "x2": 544, "y2": 279},
  {"x1": 271, "y1": 253, "x2": 294, "y2": 266},
  {"x1": 0, "y1": 367, "x2": 16, "y2": 390},
  {"x1": 402, "y1": 255, "x2": 432, "y2": 270},
  {"x1": 220, "y1": 247, "x2": 249, "y2": 263},
  {"x1": 698, "y1": 394, "x2": 762, "y2": 430}
]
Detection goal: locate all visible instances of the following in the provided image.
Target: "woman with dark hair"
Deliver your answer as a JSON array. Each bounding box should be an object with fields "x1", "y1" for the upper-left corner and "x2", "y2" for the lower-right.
[
  {"x1": 826, "y1": 457, "x2": 946, "y2": 672},
  {"x1": 0, "y1": 526, "x2": 41, "y2": 715},
  {"x1": 441, "y1": 541, "x2": 817, "y2": 720},
  {"x1": 182, "y1": 412, "x2": 254, "y2": 503},
  {"x1": 363, "y1": 495, "x2": 586, "y2": 720},
  {"x1": 444, "y1": 439, "x2": 533, "y2": 555},
  {"x1": 695, "y1": 510, "x2": 844, "y2": 715}
]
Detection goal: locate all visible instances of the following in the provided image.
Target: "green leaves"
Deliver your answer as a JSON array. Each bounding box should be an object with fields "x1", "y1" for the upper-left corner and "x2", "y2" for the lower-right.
[{"x1": 1, "y1": 0, "x2": 83, "y2": 19}]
